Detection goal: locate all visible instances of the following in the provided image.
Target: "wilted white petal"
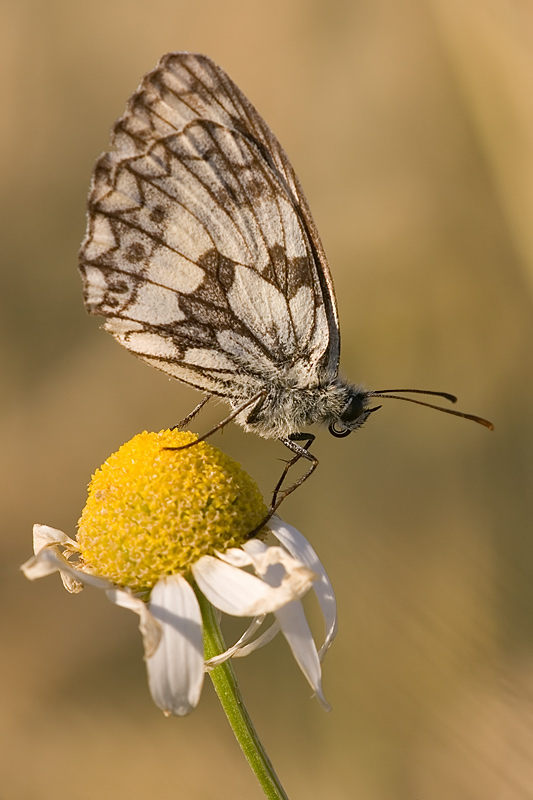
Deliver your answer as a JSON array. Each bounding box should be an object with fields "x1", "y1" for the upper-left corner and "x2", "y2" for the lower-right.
[
  {"x1": 60, "y1": 572, "x2": 84, "y2": 594},
  {"x1": 21, "y1": 547, "x2": 110, "y2": 592},
  {"x1": 21, "y1": 552, "x2": 63, "y2": 580},
  {"x1": 107, "y1": 588, "x2": 162, "y2": 658},
  {"x1": 214, "y1": 547, "x2": 252, "y2": 568},
  {"x1": 232, "y1": 619, "x2": 281, "y2": 658},
  {"x1": 270, "y1": 516, "x2": 338, "y2": 659},
  {"x1": 240, "y1": 538, "x2": 268, "y2": 559},
  {"x1": 49, "y1": 552, "x2": 111, "y2": 590},
  {"x1": 219, "y1": 541, "x2": 317, "y2": 587},
  {"x1": 275, "y1": 600, "x2": 330, "y2": 711},
  {"x1": 32, "y1": 524, "x2": 78, "y2": 555},
  {"x1": 146, "y1": 575, "x2": 204, "y2": 716},
  {"x1": 240, "y1": 541, "x2": 315, "y2": 582},
  {"x1": 193, "y1": 553, "x2": 314, "y2": 616},
  {"x1": 205, "y1": 614, "x2": 267, "y2": 667}
]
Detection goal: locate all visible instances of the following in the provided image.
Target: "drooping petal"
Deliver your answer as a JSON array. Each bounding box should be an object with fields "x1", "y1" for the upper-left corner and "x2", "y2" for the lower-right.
[
  {"x1": 240, "y1": 538, "x2": 267, "y2": 557},
  {"x1": 219, "y1": 541, "x2": 318, "y2": 584},
  {"x1": 205, "y1": 614, "x2": 268, "y2": 667},
  {"x1": 231, "y1": 619, "x2": 281, "y2": 658},
  {"x1": 193, "y1": 552, "x2": 314, "y2": 616},
  {"x1": 21, "y1": 546, "x2": 111, "y2": 593},
  {"x1": 274, "y1": 599, "x2": 331, "y2": 711},
  {"x1": 214, "y1": 547, "x2": 251, "y2": 568},
  {"x1": 244, "y1": 532, "x2": 331, "y2": 709},
  {"x1": 270, "y1": 516, "x2": 338, "y2": 659},
  {"x1": 145, "y1": 574, "x2": 204, "y2": 716},
  {"x1": 21, "y1": 550, "x2": 65, "y2": 581}
]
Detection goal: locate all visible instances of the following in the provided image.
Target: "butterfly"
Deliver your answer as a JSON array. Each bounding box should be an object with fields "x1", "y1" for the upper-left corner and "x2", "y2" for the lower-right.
[{"x1": 79, "y1": 52, "x2": 492, "y2": 507}]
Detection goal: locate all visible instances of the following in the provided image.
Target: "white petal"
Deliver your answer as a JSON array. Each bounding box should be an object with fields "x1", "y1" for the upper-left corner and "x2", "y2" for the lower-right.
[
  {"x1": 193, "y1": 553, "x2": 314, "y2": 616},
  {"x1": 32, "y1": 524, "x2": 78, "y2": 555},
  {"x1": 241, "y1": 541, "x2": 315, "y2": 582},
  {"x1": 106, "y1": 588, "x2": 162, "y2": 658},
  {"x1": 219, "y1": 541, "x2": 317, "y2": 588},
  {"x1": 51, "y1": 554, "x2": 111, "y2": 590},
  {"x1": 214, "y1": 547, "x2": 253, "y2": 568},
  {"x1": 241, "y1": 538, "x2": 268, "y2": 557},
  {"x1": 205, "y1": 615, "x2": 268, "y2": 667},
  {"x1": 275, "y1": 600, "x2": 331, "y2": 711},
  {"x1": 21, "y1": 547, "x2": 110, "y2": 592},
  {"x1": 59, "y1": 571, "x2": 85, "y2": 594},
  {"x1": 21, "y1": 552, "x2": 63, "y2": 580},
  {"x1": 232, "y1": 620, "x2": 281, "y2": 658},
  {"x1": 146, "y1": 575, "x2": 204, "y2": 716},
  {"x1": 270, "y1": 516, "x2": 338, "y2": 659}
]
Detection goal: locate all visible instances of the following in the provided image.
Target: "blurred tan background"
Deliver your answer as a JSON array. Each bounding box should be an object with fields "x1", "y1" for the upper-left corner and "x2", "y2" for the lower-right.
[{"x1": 2, "y1": 0, "x2": 533, "y2": 798}]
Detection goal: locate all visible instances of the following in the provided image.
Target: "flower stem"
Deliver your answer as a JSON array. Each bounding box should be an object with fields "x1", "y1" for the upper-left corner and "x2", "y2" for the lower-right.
[{"x1": 196, "y1": 588, "x2": 289, "y2": 800}]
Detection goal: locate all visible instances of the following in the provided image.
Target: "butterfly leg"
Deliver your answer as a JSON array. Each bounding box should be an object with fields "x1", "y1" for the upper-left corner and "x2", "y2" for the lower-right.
[
  {"x1": 164, "y1": 391, "x2": 267, "y2": 452},
  {"x1": 270, "y1": 433, "x2": 318, "y2": 512},
  {"x1": 172, "y1": 395, "x2": 211, "y2": 430}
]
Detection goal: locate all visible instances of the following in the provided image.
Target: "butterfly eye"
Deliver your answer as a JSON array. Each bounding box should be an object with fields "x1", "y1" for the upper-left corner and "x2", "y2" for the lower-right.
[
  {"x1": 328, "y1": 422, "x2": 352, "y2": 438},
  {"x1": 340, "y1": 394, "x2": 366, "y2": 425}
]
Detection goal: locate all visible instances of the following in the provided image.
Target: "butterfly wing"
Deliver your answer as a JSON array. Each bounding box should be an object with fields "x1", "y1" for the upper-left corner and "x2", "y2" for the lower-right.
[{"x1": 79, "y1": 52, "x2": 340, "y2": 398}]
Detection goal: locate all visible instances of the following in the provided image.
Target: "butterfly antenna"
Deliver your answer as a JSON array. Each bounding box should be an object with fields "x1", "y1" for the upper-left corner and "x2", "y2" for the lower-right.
[
  {"x1": 371, "y1": 389, "x2": 493, "y2": 429},
  {"x1": 373, "y1": 388, "x2": 459, "y2": 403}
]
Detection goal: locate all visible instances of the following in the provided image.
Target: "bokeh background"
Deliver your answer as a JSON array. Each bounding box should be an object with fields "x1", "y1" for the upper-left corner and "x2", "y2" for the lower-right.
[{"x1": 2, "y1": 1, "x2": 533, "y2": 798}]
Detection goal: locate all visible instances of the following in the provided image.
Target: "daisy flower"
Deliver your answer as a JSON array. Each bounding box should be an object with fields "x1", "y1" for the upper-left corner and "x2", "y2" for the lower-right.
[{"x1": 22, "y1": 430, "x2": 337, "y2": 718}]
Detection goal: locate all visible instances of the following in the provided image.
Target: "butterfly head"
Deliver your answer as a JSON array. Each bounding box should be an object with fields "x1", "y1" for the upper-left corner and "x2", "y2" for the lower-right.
[
  {"x1": 327, "y1": 384, "x2": 494, "y2": 439},
  {"x1": 328, "y1": 385, "x2": 494, "y2": 439},
  {"x1": 328, "y1": 390, "x2": 379, "y2": 438}
]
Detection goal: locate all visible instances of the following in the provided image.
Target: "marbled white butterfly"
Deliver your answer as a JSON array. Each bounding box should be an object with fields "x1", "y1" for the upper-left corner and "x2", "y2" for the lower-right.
[{"x1": 79, "y1": 52, "x2": 492, "y2": 506}]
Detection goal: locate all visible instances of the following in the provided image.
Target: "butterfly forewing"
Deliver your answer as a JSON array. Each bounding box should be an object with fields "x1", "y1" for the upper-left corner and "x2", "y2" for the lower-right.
[{"x1": 80, "y1": 52, "x2": 340, "y2": 400}]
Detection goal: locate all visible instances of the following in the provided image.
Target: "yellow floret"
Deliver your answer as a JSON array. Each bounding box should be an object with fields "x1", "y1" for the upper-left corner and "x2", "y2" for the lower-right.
[{"x1": 77, "y1": 430, "x2": 267, "y2": 592}]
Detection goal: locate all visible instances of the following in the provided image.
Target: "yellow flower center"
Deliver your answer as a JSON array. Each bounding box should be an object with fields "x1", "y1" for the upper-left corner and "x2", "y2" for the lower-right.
[{"x1": 76, "y1": 430, "x2": 268, "y2": 592}]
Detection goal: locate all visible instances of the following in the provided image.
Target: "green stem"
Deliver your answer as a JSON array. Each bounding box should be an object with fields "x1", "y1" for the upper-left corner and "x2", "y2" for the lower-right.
[{"x1": 196, "y1": 588, "x2": 289, "y2": 800}]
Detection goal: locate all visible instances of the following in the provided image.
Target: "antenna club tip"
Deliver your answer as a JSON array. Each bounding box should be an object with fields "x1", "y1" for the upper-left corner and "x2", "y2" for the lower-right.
[{"x1": 463, "y1": 414, "x2": 494, "y2": 430}]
